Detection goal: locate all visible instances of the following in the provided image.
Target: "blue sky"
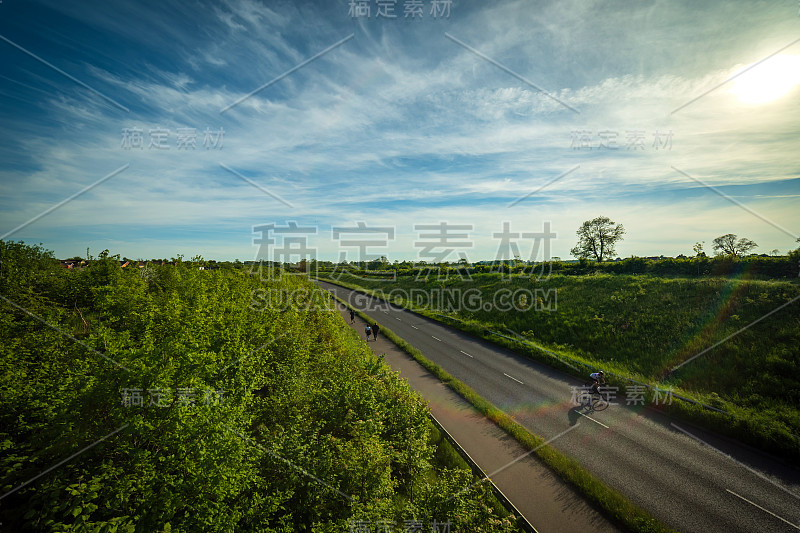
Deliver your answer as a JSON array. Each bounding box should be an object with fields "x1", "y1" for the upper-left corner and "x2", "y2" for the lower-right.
[{"x1": 1, "y1": 0, "x2": 798, "y2": 262}]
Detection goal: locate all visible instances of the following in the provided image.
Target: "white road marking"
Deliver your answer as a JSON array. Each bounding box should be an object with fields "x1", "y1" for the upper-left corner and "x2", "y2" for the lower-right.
[
  {"x1": 726, "y1": 489, "x2": 800, "y2": 530},
  {"x1": 460, "y1": 350, "x2": 474, "y2": 358},
  {"x1": 432, "y1": 336, "x2": 441, "y2": 341},
  {"x1": 576, "y1": 411, "x2": 610, "y2": 429},
  {"x1": 672, "y1": 423, "x2": 800, "y2": 500},
  {"x1": 411, "y1": 325, "x2": 419, "y2": 330},
  {"x1": 503, "y1": 373, "x2": 524, "y2": 385},
  {"x1": 395, "y1": 317, "x2": 401, "y2": 321}
]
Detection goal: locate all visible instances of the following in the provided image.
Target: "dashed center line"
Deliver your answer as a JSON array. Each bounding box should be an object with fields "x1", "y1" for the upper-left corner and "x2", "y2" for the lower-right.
[
  {"x1": 726, "y1": 490, "x2": 800, "y2": 530},
  {"x1": 460, "y1": 350, "x2": 474, "y2": 358},
  {"x1": 576, "y1": 411, "x2": 610, "y2": 429},
  {"x1": 503, "y1": 373, "x2": 524, "y2": 385},
  {"x1": 432, "y1": 336, "x2": 441, "y2": 342}
]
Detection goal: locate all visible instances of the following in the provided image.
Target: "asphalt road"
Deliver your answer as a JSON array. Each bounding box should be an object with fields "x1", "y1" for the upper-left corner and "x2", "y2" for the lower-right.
[
  {"x1": 333, "y1": 298, "x2": 621, "y2": 533},
  {"x1": 317, "y1": 280, "x2": 800, "y2": 533}
]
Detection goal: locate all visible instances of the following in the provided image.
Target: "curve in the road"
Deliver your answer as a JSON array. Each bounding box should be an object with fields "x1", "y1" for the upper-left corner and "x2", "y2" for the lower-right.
[{"x1": 317, "y1": 280, "x2": 800, "y2": 533}]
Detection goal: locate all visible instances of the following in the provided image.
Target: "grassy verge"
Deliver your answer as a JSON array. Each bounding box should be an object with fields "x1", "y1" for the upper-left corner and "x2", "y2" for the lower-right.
[
  {"x1": 318, "y1": 274, "x2": 800, "y2": 465},
  {"x1": 323, "y1": 284, "x2": 676, "y2": 533}
]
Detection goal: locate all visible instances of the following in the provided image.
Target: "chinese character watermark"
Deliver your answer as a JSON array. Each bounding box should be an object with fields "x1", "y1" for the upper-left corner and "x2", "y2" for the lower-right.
[
  {"x1": 121, "y1": 127, "x2": 224, "y2": 150},
  {"x1": 347, "y1": 518, "x2": 453, "y2": 532},
  {"x1": 570, "y1": 129, "x2": 673, "y2": 150},
  {"x1": 569, "y1": 385, "x2": 674, "y2": 407},
  {"x1": 251, "y1": 221, "x2": 318, "y2": 281},
  {"x1": 414, "y1": 222, "x2": 472, "y2": 280},
  {"x1": 348, "y1": 0, "x2": 451, "y2": 19},
  {"x1": 491, "y1": 221, "x2": 556, "y2": 280},
  {"x1": 121, "y1": 387, "x2": 225, "y2": 407}
]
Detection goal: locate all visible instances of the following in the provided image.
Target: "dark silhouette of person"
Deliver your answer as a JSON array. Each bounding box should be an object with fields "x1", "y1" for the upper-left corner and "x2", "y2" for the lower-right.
[
  {"x1": 349, "y1": 309, "x2": 355, "y2": 323},
  {"x1": 365, "y1": 324, "x2": 371, "y2": 341},
  {"x1": 372, "y1": 322, "x2": 380, "y2": 341}
]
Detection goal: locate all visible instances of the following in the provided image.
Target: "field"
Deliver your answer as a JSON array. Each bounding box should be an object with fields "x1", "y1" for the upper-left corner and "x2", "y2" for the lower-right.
[{"x1": 318, "y1": 268, "x2": 800, "y2": 462}]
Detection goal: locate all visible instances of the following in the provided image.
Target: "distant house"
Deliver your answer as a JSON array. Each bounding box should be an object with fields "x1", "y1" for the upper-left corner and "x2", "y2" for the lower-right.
[{"x1": 60, "y1": 260, "x2": 88, "y2": 270}]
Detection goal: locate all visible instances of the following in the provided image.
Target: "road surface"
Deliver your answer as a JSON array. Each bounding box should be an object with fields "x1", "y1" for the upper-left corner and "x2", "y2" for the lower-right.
[
  {"x1": 332, "y1": 297, "x2": 622, "y2": 533},
  {"x1": 317, "y1": 279, "x2": 800, "y2": 533}
]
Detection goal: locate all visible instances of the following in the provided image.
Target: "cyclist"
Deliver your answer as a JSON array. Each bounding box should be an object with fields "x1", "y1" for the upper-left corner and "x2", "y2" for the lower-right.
[{"x1": 589, "y1": 370, "x2": 605, "y2": 396}]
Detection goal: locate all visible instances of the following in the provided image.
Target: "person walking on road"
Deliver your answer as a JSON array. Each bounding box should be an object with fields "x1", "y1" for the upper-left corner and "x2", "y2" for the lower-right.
[
  {"x1": 372, "y1": 322, "x2": 380, "y2": 341},
  {"x1": 349, "y1": 309, "x2": 355, "y2": 323},
  {"x1": 365, "y1": 324, "x2": 371, "y2": 341}
]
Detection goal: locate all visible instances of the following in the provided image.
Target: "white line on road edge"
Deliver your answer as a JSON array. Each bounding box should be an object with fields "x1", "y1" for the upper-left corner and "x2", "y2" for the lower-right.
[
  {"x1": 445, "y1": 424, "x2": 580, "y2": 504},
  {"x1": 460, "y1": 350, "x2": 474, "y2": 358},
  {"x1": 503, "y1": 373, "x2": 524, "y2": 385},
  {"x1": 430, "y1": 413, "x2": 540, "y2": 533},
  {"x1": 576, "y1": 411, "x2": 609, "y2": 429},
  {"x1": 726, "y1": 489, "x2": 800, "y2": 530},
  {"x1": 432, "y1": 336, "x2": 441, "y2": 342},
  {"x1": 671, "y1": 423, "x2": 800, "y2": 500}
]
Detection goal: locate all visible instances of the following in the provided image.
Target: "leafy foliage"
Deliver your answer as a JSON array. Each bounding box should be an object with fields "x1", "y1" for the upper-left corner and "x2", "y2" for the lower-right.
[
  {"x1": 569, "y1": 216, "x2": 625, "y2": 262},
  {"x1": 712, "y1": 233, "x2": 758, "y2": 257},
  {"x1": 0, "y1": 241, "x2": 514, "y2": 532}
]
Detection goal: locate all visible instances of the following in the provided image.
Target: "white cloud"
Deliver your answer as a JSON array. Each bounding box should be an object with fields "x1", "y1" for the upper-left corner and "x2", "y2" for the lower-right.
[{"x1": 2, "y1": 0, "x2": 798, "y2": 260}]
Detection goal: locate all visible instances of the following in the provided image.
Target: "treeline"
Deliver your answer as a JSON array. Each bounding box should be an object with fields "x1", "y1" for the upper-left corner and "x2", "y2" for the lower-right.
[
  {"x1": 0, "y1": 241, "x2": 515, "y2": 532},
  {"x1": 314, "y1": 253, "x2": 800, "y2": 280}
]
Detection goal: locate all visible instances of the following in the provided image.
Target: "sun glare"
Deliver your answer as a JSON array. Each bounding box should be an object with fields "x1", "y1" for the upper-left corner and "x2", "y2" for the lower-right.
[{"x1": 729, "y1": 54, "x2": 800, "y2": 104}]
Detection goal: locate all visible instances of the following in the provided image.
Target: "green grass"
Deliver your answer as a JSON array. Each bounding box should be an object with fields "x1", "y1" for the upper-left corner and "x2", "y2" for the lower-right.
[
  {"x1": 327, "y1": 288, "x2": 675, "y2": 533},
  {"x1": 319, "y1": 271, "x2": 800, "y2": 464}
]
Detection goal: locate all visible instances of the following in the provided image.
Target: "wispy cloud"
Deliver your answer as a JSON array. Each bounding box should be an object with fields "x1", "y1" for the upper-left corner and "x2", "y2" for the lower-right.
[{"x1": 1, "y1": 0, "x2": 798, "y2": 259}]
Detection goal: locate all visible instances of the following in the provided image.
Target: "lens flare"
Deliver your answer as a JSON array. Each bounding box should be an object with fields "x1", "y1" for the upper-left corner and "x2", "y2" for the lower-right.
[{"x1": 729, "y1": 54, "x2": 800, "y2": 104}]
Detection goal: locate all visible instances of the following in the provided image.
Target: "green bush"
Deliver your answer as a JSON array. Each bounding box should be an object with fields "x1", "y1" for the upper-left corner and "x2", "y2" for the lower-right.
[{"x1": 0, "y1": 241, "x2": 514, "y2": 532}]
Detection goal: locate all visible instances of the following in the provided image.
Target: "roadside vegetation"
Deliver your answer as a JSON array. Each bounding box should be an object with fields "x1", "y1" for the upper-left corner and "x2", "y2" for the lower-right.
[
  {"x1": 0, "y1": 241, "x2": 516, "y2": 532},
  {"x1": 338, "y1": 293, "x2": 675, "y2": 533},
  {"x1": 316, "y1": 266, "x2": 800, "y2": 464}
]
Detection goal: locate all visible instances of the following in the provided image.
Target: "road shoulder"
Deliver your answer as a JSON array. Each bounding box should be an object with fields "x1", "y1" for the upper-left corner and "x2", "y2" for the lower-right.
[{"x1": 334, "y1": 300, "x2": 623, "y2": 533}]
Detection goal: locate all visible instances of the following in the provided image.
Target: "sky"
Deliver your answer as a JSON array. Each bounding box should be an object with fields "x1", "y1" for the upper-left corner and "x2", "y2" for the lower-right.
[{"x1": 0, "y1": 0, "x2": 798, "y2": 262}]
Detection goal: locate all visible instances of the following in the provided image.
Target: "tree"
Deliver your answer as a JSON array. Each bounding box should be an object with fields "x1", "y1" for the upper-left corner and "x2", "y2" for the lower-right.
[
  {"x1": 712, "y1": 234, "x2": 757, "y2": 257},
  {"x1": 693, "y1": 241, "x2": 706, "y2": 257},
  {"x1": 570, "y1": 216, "x2": 625, "y2": 262}
]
